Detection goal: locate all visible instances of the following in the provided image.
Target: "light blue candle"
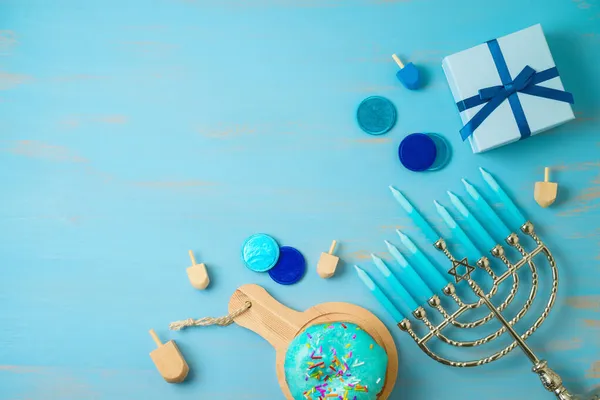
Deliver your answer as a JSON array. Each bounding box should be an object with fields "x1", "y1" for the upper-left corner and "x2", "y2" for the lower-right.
[
  {"x1": 434, "y1": 201, "x2": 483, "y2": 264},
  {"x1": 447, "y1": 191, "x2": 497, "y2": 252},
  {"x1": 479, "y1": 167, "x2": 527, "y2": 229},
  {"x1": 371, "y1": 254, "x2": 419, "y2": 317},
  {"x1": 384, "y1": 240, "x2": 433, "y2": 304},
  {"x1": 396, "y1": 229, "x2": 448, "y2": 290},
  {"x1": 354, "y1": 265, "x2": 405, "y2": 322},
  {"x1": 462, "y1": 178, "x2": 511, "y2": 239},
  {"x1": 389, "y1": 186, "x2": 440, "y2": 244}
]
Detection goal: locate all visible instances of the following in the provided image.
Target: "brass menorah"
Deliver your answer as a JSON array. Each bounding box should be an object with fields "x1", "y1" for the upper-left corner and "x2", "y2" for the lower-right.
[
  {"x1": 359, "y1": 170, "x2": 600, "y2": 400},
  {"x1": 397, "y1": 222, "x2": 596, "y2": 400}
]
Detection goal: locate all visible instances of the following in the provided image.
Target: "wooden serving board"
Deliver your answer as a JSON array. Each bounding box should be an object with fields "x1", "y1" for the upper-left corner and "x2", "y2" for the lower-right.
[{"x1": 229, "y1": 284, "x2": 398, "y2": 399}]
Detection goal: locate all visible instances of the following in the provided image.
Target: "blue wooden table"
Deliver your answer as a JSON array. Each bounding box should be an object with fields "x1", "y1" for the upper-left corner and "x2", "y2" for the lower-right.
[{"x1": 1, "y1": 1, "x2": 599, "y2": 399}]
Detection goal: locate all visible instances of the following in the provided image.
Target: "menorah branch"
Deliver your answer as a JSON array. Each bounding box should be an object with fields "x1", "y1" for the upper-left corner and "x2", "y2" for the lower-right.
[{"x1": 468, "y1": 277, "x2": 575, "y2": 400}]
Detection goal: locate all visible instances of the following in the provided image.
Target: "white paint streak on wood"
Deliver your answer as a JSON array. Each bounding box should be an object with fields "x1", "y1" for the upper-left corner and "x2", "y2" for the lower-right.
[
  {"x1": 59, "y1": 114, "x2": 129, "y2": 129},
  {"x1": 0, "y1": 30, "x2": 17, "y2": 55},
  {"x1": 544, "y1": 337, "x2": 583, "y2": 352},
  {"x1": 587, "y1": 361, "x2": 600, "y2": 378},
  {"x1": 131, "y1": 180, "x2": 218, "y2": 189},
  {"x1": 117, "y1": 41, "x2": 180, "y2": 56},
  {"x1": 583, "y1": 319, "x2": 600, "y2": 327},
  {"x1": 346, "y1": 137, "x2": 393, "y2": 144},
  {"x1": 572, "y1": 0, "x2": 594, "y2": 9},
  {"x1": 566, "y1": 296, "x2": 600, "y2": 311},
  {"x1": 3, "y1": 140, "x2": 88, "y2": 163},
  {"x1": 173, "y1": 0, "x2": 344, "y2": 8},
  {"x1": 0, "y1": 70, "x2": 33, "y2": 90}
]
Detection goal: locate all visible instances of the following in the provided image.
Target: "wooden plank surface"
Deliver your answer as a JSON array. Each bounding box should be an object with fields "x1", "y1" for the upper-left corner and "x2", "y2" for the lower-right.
[{"x1": 1, "y1": 0, "x2": 599, "y2": 399}]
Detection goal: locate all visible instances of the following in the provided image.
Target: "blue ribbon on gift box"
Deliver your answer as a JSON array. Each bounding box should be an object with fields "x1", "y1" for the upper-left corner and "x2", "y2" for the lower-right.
[{"x1": 457, "y1": 38, "x2": 575, "y2": 141}]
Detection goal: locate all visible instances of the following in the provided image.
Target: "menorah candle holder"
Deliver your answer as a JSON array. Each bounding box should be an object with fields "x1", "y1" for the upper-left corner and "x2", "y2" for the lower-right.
[{"x1": 357, "y1": 169, "x2": 600, "y2": 400}]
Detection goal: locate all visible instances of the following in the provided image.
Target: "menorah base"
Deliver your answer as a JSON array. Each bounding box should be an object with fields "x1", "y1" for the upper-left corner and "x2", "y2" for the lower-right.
[
  {"x1": 580, "y1": 388, "x2": 600, "y2": 400},
  {"x1": 533, "y1": 360, "x2": 600, "y2": 400}
]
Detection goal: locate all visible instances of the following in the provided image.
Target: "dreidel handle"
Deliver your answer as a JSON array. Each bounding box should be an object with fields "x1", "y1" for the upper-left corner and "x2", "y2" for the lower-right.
[
  {"x1": 149, "y1": 329, "x2": 162, "y2": 347},
  {"x1": 392, "y1": 54, "x2": 404, "y2": 69},
  {"x1": 544, "y1": 167, "x2": 549, "y2": 182},
  {"x1": 328, "y1": 240, "x2": 337, "y2": 255},
  {"x1": 188, "y1": 250, "x2": 197, "y2": 265}
]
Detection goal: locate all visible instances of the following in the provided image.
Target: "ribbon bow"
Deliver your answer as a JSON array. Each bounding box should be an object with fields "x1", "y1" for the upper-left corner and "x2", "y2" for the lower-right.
[
  {"x1": 478, "y1": 65, "x2": 536, "y2": 100},
  {"x1": 457, "y1": 39, "x2": 574, "y2": 141}
]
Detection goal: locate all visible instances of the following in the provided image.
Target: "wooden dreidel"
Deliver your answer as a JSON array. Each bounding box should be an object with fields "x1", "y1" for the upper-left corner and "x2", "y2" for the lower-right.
[
  {"x1": 149, "y1": 329, "x2": 189, "y2": 383},
  {"x1": 392, "y1": 54, "x2": 421, "y2": 90},
  {"x1": 187, "y1": 250, "x2": 209, "y2": 290},
  {"x1": 534, "y1": 167, "x2": 558, "y2": 208},
  {"x1": 317, "y1": 240, "x2": 340, "y2": 279}
]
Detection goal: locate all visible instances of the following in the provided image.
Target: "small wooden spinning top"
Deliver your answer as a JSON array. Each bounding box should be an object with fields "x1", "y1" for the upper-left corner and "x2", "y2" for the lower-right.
[
  {"x1": 187, "y1": 250, "x2": 209, "y2": 290},
  {"x1": 534, "y1": 167, "x2": 558, "y2": 208},
  {"x1": 317, "y1": 240, "x2": 340, "y2": 279},
  {"x1": 149, "y1": 329, "x2": 189, "y2": 383}
]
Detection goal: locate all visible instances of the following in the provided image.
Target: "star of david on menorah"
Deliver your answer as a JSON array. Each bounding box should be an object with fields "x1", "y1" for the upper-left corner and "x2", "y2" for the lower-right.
[{"x1": 354, "y1": 168, "x2": 600, "y2": 400}]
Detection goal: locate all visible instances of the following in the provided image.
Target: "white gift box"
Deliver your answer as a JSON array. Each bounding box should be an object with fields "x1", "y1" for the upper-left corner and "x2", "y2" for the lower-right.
[{"x1": 442, "y1": 24, "x2": 575, "y2": 153}]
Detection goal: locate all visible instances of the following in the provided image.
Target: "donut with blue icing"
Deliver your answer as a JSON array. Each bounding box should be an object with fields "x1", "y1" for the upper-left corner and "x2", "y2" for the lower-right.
[{"x1": 284, "y1": 322, "x2": 388, "y2": 400}]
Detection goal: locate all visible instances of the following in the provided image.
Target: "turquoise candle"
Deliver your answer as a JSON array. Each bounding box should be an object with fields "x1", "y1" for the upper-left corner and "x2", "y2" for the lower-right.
[
  {"x1": 389, "y1": 186, "x2": 440, "y2": 244},
  {"x1": 354, "y1": 265, "x2": 405, "y2": 322},
  {"x1": 479, "y1": 167, "x2": 527, "y2": 229},
  {"x1": 384, "y1": 240, "x2": 433, "y2": 304},
  {"x1": 447, "y1": 191, "x2": 497, "y2": 252},
  {"x1": 462, "y1": 178, "x2": 511, "y2": 239},
  {"x1": 371, "y1": 254, "x2": 419, "y2": 317},
  {"x1": 396, "y1": 229, "x2": 448, "y2": 290},
  {"x1": 434, "y1": 201, "x2": 483, "y2": 264}
]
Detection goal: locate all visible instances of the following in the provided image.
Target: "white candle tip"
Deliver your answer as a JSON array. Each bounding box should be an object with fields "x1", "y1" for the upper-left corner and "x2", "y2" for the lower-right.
[
  {"x1": 370, "y1": 253, "x2": 381, "y2": 261},
  {"x1": 354, "y1": 266, "x2": 375, "y2": 290},
  {"x1": 354, "y1": 265, "x2": 365, "y2": 275},
  {"x1": 389, "y1": 186, "x2": 413, "y2": 212}
]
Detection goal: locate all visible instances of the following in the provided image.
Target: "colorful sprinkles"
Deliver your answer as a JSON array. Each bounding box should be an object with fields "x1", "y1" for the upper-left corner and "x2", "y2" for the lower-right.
[{"x1": 286, "y1": 322, "x2": 387, "y2": 400}]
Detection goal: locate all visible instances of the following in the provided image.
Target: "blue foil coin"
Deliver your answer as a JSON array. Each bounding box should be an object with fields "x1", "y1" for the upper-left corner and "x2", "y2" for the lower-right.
[
  {"x1": 268, "y1": 246, "x2": 306, "y2": 285},
  {"x1": 241, "y1": 233, "x2": 280, "y2": 272},
  {"x1": 427, "y1": 132, "x2": 452, "y2": 171},
  {"x1": 356, "y1": 96, "x2": 397, "y2": 135},
  {"x1": 398, "y1": 133, "x2": 437, "y2": 172}
]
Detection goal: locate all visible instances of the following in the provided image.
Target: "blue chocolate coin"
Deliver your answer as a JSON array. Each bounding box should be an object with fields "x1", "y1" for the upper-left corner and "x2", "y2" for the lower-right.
[
  {"x1": 241, "y1": 233, "x2": 280, "y2": 272},
  {"x1": 356, "y1": 96, "x2": 397, "y2": 135},
  {"x1": 427, "y1": 133, "x2": 452, "y2": 171},
  {"x1": 268, "y1": 246, "x2": 306, "y2": 285},
  {"x1": 398, "y1": 133, "x2": 437, "y2": 172}
]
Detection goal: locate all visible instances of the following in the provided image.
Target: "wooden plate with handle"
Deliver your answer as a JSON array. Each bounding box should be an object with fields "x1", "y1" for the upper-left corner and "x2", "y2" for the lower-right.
[{"x1": 229, "y1": 284, "x2": 398, "y2": 399}]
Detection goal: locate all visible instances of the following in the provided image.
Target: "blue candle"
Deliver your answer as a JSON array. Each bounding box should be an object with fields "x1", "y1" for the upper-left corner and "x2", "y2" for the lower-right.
[
  {"x1": 434, "y1": 200, "x2": 483, "y2": 264},
  {"x1": 396, "y1": 229, "x2": 448, "y2": 290},
  {"x1": 371, "y1": 254, "x2": 419, "y2": 317},
  {"x1": 354, "y1": 265, "x2": 405, "y2": 322},
  {"x1": 479, "y1": 167, "x2": 527, "y2": 229},
  {"x1": 462, "y1": 178, "x2": 511, "y2": 239},
  {"x1": 389, "y1": 186, "x2": 440, "y2": 244},
  {"x1": 384, "y1": 240, "x2": 433, "y2": 304},
  {"x1": 447, "y1": 191, "x2": 497, "y2": 252}
]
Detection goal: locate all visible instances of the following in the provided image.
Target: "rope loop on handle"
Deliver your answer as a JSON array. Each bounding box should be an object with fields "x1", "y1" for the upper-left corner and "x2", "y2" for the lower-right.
[{"x1": 169, "y1": 301, "x2": 252, "y2": 331}]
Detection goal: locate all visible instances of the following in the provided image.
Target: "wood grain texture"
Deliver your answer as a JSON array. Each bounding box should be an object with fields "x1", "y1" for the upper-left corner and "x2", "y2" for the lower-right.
[
  {"x1": 0, "y1": 0, "x2": 599, "y2": 399},
  {"x1": 228, "y1": 284, "x2": 398, "y2": 399}
]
